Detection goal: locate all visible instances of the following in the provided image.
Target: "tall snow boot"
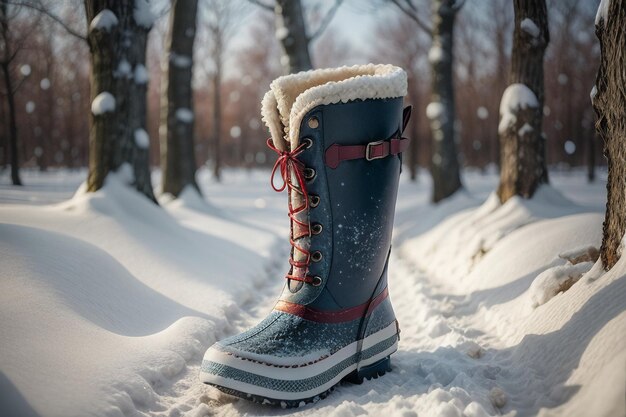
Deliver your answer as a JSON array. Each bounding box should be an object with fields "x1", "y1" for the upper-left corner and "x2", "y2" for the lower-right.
[{"x1": 200, "y1": 64, "x2": 410, "y2": 407}]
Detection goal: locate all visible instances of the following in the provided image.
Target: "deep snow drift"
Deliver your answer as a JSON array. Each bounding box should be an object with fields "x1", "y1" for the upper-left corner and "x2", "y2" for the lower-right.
[{"x1": 0, "y1": 168, "x2": 624, "y2": 417}]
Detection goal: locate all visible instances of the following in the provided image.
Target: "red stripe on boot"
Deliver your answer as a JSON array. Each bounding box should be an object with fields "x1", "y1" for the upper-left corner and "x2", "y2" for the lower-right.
[{"x1": 274, "y1": 287, "x2": 389, "y2": 323}]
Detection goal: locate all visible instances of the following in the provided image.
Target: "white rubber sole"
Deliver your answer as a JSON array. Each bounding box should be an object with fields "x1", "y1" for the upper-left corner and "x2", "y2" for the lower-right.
[{"x1": 199, "y1": 322, "x2": 399, "y2": 401}]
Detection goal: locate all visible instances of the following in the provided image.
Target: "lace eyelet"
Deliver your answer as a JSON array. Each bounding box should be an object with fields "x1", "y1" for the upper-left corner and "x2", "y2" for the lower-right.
[
  {"x1": 311, "y1": 223, "x2": 323, "y2": 235},
  {"x1": 311, "y1": 276, "x2": 322, "y2": 286},
  {"x1": 303, "y1": 168, "x2": 316, "y2": 180},
  {"x1": 302, "y1": 138, "x2": 313, "y2": 149},
  {"x1": 308, "y1": 117, "x2": 319, "y2": 129},
  {"x1": 310, "y1": 195, "x2": 320, "y2": 207},
  {"x1": 311, "y1": 251, "x2": 323, "y2": 262}
]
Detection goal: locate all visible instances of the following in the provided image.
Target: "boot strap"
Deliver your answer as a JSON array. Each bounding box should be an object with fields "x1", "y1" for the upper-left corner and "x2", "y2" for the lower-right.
[
  {"x1": 324, "y1": 137, "x2": 410, "y2": 169},
  {"x1": 324, "y1": 105, "x2": 411, "y2": 169}
]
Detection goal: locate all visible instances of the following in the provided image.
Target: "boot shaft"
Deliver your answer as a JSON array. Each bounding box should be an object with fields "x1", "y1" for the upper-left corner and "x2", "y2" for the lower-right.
[{"x1": 282, "y1": 97, "x2": 406, "y2": 310}]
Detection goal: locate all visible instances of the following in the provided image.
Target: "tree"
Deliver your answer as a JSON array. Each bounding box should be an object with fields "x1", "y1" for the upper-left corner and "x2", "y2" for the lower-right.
[
  {"x1": 392, "y1": 0, "x2": 464, "y2": 203},
  {"x1": 274, "y1": 0, "x2": 311, "y2": 73},
  {"x1": 497, "y1": 0, "x2": 549, "y2": 203},
  {"x1": 592, "y1": 0, "x2": 626, "y2": 270},
  {"x1": 0, "y1": 1, "x2": 34, "y2": 185},
  {"x1": 249, "y1": 0, "x2": 342, "y2": 74},
  {"x1": 84, "y1": 0, "x2": 157, "y2": 202},
  {"x1": 160, "y1": 0, "x2": 200, "y2": 197}
]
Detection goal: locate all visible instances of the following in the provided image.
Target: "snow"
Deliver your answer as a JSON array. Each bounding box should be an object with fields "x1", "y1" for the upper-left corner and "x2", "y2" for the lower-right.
[
  {"x1": 20, "y1": 64, "x2": 31, "y2": 76},
  {"x1": 529, "y1": 261, "x2": 595, "y2": 307},
  {"x1": 428, "y1": 45, "x2": 445, "y2": 63},
  {"x1": 134, "y1": 128, "x2": 150, "y2": 149},
  {"x1": 275, "y1": 26, "x2": 289, "y2": 40},
  {"x1": 89, "y1": 9, "x2": 118, "y2": 32},
  {"x1": 560, "y1": 245, "x2": 600, "y2": 263},
  {"x1": 0, "y1": 168, "x2": 623, "y2": 417},
  {"x1": 134, "y1": 64, "x2": 149, "y2": 84},
  {"x1": 520, "y1": 18, "x2": 540, "y2": 37},
  {"x1": 171, "y1": 53, "x2": 192, "y2": 68},
  {"x1": 176, "y1": 107, "x2": 194, "y2": 123},
  {"x1": 133, "y1": 0, "x2": 156, "y2": 29},
  {"x1": 498, "y1": 83, "x2": 539, "y2": 134},
  {"x1": 0, "y1": 168, "x2": 282, "y2": 417},
  {"x1": 40, "y1": 78, "x2": 51, "y2": 90},
  {"x1": 596, "y1": 0, "x2": 611, "y2": 25},
  {"x1": 426, "y1": 101, "x2": 445, "y2": 120},
  {"x1": 116, "y1": 59, "x2": 132, "y2": 78},
  {"x1": 590, "y1": 85, "x2": 598, "y2": 101},
  {"x1": 517, "y1": 122, "x2": 533, "y2": 137},
  {"x1": 91, "y1": 92, "x2": 116, "y2": 116}
]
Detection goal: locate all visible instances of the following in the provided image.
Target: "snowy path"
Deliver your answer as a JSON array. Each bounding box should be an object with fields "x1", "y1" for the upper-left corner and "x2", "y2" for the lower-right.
[
  {"x1": 153, "y1": 245, "x2": 288, "y2": 417},
  {"x1": 2, "y1": 168, "x2": 621, "y2": 417},
  {"x1": 171, "y1": 250, "x2": 503, "y2": 417}
]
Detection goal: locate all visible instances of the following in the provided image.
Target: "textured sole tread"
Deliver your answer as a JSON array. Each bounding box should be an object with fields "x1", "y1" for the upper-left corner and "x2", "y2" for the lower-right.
[{"x1": 204, "y1": 356, "x2": 392, "y2": 408}]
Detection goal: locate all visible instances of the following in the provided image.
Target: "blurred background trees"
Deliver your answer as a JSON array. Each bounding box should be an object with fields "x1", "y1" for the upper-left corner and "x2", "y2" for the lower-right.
[{"x1": 0, "y1": 0, "x2": 603, "y2": 200}]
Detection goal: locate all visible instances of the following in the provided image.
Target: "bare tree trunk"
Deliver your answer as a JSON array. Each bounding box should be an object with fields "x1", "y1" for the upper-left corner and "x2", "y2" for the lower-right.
[
  {"x1": 40, "y1": 36, "x2": 54, "y2": 172},
  {"x1": 160, "y1": 0, "x2": 199, "y2": 196},
  {"x1": 0, "y1": 3, "x2": 22, "y2": 185},
  {"x1": 593, "y1": 1, "x2": 626, "y2": 270},
  {"x1": 274, "y1": 0, "x2": 312, "y2": 74},
  {"x1": 1, "y1": 63, "x2": 20, "y2": 185},
  {"x1": 120, "y1": 10, "x2": 154, "y2": 200},
  {"x1": 211, "y1": 53, "x2": 222, "y2": 181},
  {"x1": 85, "y1": 0, "x2": 156, "y2": 202},
  {"x1": 428, "y1": 0, "x2": 462, "y2": 203},
  {"x1": 497, "y1": 0, "x2": 549, "y2": 203}
]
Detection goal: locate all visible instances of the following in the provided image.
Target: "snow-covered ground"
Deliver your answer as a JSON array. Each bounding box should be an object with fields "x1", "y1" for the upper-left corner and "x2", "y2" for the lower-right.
[{"x1": 0, "y1": 167, "x2": 624, "y2": 417}]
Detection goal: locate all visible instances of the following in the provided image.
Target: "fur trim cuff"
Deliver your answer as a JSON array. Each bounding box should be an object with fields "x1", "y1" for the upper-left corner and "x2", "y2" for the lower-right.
[{"x1": 261, "y1": 64, "x2": 407, "y2": 150}]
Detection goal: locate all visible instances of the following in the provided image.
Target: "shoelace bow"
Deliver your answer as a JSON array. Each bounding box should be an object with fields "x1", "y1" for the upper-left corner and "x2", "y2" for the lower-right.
[{"x1": 267, "y1": 138, "x2": 314, "y2": 284}]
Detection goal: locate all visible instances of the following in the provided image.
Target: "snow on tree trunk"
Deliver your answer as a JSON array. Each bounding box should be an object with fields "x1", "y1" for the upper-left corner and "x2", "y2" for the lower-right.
[
  {"x1": 497, "y1": 0, "x2": 549, "y2": 203},
  {"x1": 160, "y1": 0, "x2": 200, "y2": 196},
  {"x1": 274, "y1": 0, "x2": 312, "y2": 74},
  {"x1": 428, "y1": 0, "x2": 462, "y2": 203},
  {"x1": 85, "y1": 0, "x2": 156, "y2": 202},
  {"x1": 592, "y1": 0, "x2": 626, "y2": 270}
]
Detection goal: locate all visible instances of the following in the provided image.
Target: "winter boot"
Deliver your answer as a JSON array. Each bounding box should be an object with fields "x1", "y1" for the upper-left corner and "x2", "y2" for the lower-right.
[{"x1": 200, "y1": 64, "x2": 410, "y2": 407}]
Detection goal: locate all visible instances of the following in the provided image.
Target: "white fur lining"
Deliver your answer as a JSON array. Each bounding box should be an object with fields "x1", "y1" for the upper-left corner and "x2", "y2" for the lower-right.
[{"x1": 261, "y1": 64, "x2": 407, "y2": 150}]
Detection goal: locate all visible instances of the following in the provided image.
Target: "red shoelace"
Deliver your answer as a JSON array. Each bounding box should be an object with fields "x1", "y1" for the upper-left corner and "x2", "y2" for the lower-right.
[{"x1": 267, "y1": 138, "x2": 314, "y2": 284}]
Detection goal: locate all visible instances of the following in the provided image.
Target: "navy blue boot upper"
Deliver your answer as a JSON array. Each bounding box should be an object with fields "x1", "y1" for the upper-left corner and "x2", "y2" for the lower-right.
[
  {"x1": 279, "y1": 97, "x2": 404, "y2": 311},
  {"x1": 201, "y1": 65, "x2": 409, "y2": 405}
]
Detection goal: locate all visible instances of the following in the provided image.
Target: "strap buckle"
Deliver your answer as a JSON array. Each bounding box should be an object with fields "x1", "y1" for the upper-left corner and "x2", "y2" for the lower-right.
[{"x1": 365, "y1": 140, "x2": 386, "y2": 161}]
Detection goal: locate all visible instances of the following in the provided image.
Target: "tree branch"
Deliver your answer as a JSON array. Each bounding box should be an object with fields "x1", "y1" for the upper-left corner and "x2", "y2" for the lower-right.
[
  {"x1": 308, "y1": 0, "x2": 343, "y2": 42},
  {"x1": 247, "y1": 0, "x2": 273, "y2": 12},
  {"x1": 6, "y1": 0, "x2": 87, "y2": 42},
  {"x1": 390, "y1": 0, "x2": 432, "y2": 36}
]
